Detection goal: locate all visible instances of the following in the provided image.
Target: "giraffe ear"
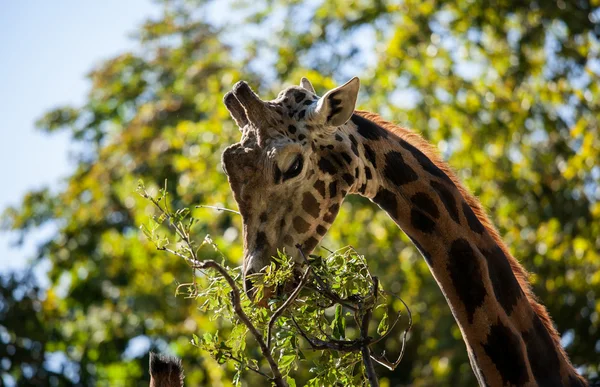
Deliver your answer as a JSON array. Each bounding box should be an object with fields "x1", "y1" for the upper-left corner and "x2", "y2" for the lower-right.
[
  {"x1": 313, "y1": 77, "x2": 359, "y2": 127},
  {"x1": 299, "y1": 77, "x2": 316, "y2": 94}
]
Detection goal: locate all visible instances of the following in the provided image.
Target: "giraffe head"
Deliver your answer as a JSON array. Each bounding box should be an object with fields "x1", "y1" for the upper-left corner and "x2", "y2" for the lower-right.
[{"x1": 221, "y1": 77, "x2": 361, "y2": 295}]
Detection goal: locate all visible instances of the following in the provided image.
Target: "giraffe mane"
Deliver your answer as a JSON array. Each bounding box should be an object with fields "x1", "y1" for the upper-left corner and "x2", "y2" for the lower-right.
[{"x1": 354, "y1": 110, "x2": 574, "y2": 369}]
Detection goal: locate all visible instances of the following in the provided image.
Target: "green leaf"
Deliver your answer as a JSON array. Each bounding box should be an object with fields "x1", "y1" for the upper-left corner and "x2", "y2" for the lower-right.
[
  {"x1": 279, "y1": 353, "x2": 296, "y2": 369},
  {"x1": 331, "y1": 304, "x2": 345, "y2": 340},
  {"x1": 377, "y1": 311, "x2": 389, "y2": 336},
  {"x1": 286, "y1": 376, "x2": 297, "y2": 387}
]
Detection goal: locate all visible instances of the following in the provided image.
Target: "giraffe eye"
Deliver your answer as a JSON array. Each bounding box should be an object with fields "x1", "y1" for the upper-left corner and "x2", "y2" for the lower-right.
[{"x1": 283, "y1": 155, "x2": 303, "y2": 181}]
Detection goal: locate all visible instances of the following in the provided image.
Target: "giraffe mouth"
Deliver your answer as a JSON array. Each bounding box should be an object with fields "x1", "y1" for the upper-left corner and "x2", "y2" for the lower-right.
[{"x1": 244, "y1": 263, "x2": 305, "y2": 308}]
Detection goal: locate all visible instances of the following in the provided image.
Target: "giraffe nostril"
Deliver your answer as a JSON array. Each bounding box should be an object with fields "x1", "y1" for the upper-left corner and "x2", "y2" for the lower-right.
[
  {"x1": 244, "y1": 279, "x2": 254, "y2": 294},
  {"x1": 244, "y1": 268, "x2": 257, "y2": 300}
]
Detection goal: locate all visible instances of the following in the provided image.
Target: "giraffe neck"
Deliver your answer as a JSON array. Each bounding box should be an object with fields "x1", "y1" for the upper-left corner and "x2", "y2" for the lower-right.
[{"x1": 342, "y1": 111, "x2": 585, "y2": 386}]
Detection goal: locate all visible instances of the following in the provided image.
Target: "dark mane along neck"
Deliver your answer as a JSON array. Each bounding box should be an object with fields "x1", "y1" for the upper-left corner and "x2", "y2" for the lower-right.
[{"x1": 349, "y1": 110, "x2": 586, "y2": 386}]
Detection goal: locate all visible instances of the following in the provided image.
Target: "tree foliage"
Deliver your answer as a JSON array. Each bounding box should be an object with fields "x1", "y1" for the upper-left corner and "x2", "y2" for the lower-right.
[
  {"x1": 138, "y1": 181, "x2": 410, "y2": 387},
  {"x1": 2, "y1": 0, "x2": 599, "y2": 385}
]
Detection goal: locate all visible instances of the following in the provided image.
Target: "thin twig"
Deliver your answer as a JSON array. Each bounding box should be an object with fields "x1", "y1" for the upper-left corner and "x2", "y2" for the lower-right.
[
  {"x1": 296, "y1": 245, "x2": 358, "y2": 312},
  {"x1": 369, "y1": 308, "x2": 403, "y2": 346},
  {"x1": 192, "y1": 260, "x2": 286, "y2": 386},
  {"x1": 267, "y1": 264, "x2": 312, "y2": 349},
  {"x1": 319, "y1": 245, "x2": 334, "y2": 254},
  {"x1": 370, "y1": 290, "x2": 413, "y2": 371},
  {"x1": 228, "y1": 355, "x2": 271, "y2": 379},
  {"x1": 195, "y1": 205, "x2": 241, "y2": 215},
  {"x1": 360, "y1": 282, "x2": 379, "y2": 387},
  {"x1": 291, "y1": 317, "x2": 366, "y2": 352}
]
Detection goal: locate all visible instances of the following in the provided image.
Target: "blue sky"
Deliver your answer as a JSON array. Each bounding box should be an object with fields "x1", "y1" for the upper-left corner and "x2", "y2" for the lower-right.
[{"x1": 0, "y1": 1, "x2": 162, "y2": 273}]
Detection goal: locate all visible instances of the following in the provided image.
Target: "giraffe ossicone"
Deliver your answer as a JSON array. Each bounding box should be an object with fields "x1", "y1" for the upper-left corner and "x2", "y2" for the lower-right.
[{"x1": 221, "y1": 77, "x2": 588, "y2": 386}]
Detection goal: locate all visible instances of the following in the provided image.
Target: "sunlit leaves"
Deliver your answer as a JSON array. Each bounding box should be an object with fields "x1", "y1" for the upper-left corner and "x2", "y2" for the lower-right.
[{"x1": 139, "y1": 186, "x2": 397, "y2": 385}]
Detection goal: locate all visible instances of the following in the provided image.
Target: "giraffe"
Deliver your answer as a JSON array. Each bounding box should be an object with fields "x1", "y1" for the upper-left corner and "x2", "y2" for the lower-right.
[
  {"x1": 221, "y1": 77, "x2": 588, "y2": 386},
  {"x1": 149, "y1": 352, "x2": 184, "y2": 387}
]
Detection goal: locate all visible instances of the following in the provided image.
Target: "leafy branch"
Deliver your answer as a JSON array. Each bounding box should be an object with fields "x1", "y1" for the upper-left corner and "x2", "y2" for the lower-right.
[
  {"x1": 138, "y1": 181, "x2": 413, "y2": 387},
  {"x1": 138, "y1": 181, "x2": 286, "y2": 386}
]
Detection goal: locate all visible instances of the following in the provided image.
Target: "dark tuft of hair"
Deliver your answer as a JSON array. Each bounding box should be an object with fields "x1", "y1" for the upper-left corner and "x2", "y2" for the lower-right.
[{"x1": 149, "y1": 352, "x2": 184, "y2": 387}]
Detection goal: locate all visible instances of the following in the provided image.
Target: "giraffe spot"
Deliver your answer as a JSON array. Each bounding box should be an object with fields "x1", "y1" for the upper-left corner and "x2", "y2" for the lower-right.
[
  {"x1": 363, "y1": 144, "x2": 377, "y2": 168},
  {"x1": 303, "y1": 236, "x2": 318, "y2": 252},
  {"x1": 462, "y1": 202, "x2": 485, "y2": 234},
  {"x1": 411, "y1": 208, "x2": 436, "y2": 234},
  {"x1": 340, "y1": 152, "x2": 352, "y2": 164},
  {"x1": 329, "y1": 153, "x2": 344, "y2": 168},
  {"x1": 335, "y1": 133, "x2": 343, "y2": 141},
  {"x1": 256, "y1": 232, "x2": 267, "y2": 250},
  {"x1": 410, "y1": 192, "x2": 440, "y2": 219},
  {"x1": 298, "y1": 134, "x2": 306, "y2": 141},
  {"x1": 327, "y1": 94, "x2": 343, "y2": 122},
  {"x1": 408, "y1": 235, "x2": 433, "y2": 265},
  {"x1": 523, "y1": 314, "x2": 562, "y2": 386},
  {"x1": 280, "y1": 217, "x2": 286, "y2": 229},
  {"x1": 302, "y1": 192, "x2": 320, "y2": 218},
  {"x1": 274, "y1": 165, "x2": 282, "y2": 184},
  {"x1": 329, "y1": 181, "x2": 337, "y2": 198},
  {"x1": 327, "y1": 144, "x2": 334, "y2": 150},
  {"x1": 318, "y1": 158, "x2": 337, "y2": 175},
  {"x1": 303, "y1": 99, "x2": 313, "y2": 106},
  {"x1": 430, "y1": 181, "x2": 460, "y2": 223},
  {"x1": 447, "y1": 238, "x2": 486, "y2": 324},
  {"x1": 354, "y1": 167, "x2": 360, "y2": 178},
  {"x1": 330, "y1": 97, "x2": 343, "y2": 108},
  {"x1": 365, "y1": 167, "x2": 372, "y2": 180},
  {"x1": 288, "y1": 125, "x2": 297, "y2": 134},
  {"x1": 316, "y1": 225, "x2": 327, "y2": 235},
  {"x1": 483, "y1": 320, "x2": 530, "y2": 386},
  {"x1": 298, "y1": 109, "x2": 306, "y2": 119},
  {"x1": 259, "y1": 212, "x2": 268, "y2": 223},
  {"x1": 383, "y1": 151, "x2": 418, "y2": 186},
  {"x1": 323, "y1": 203, "x2": 339, "y2": 223},
  {"x1": 482, "y1": 245, "x2": 524, "y2": 316},
  {"x1": 283, "y1": 234, "x2": 293, "y2": 246},
  {"x1": 342, "y1": 173, "x2": 355, "y2": 187},
  {"x1": 349, "y1": 134, "x2": 359, "y2": 156},
  {"x1": 294, "y1": 91, "x2": 306, "y2": 103},
  {"x1": 351, "y1": 114, "x2": 389, "y2": 140},
  {"x1": 399, "y1": 139, "x2": 453, "y2": 184},
  {"x1": 314, "y1": 180, "x2": 326, "y2": 198},
  {"x1": 293, "y1": 216, "x2": 310, "y2": 233},
  {"x1": 372, "y1": 188, "x2": 398, "y2": 218},
  {"x1": 359, "y1": 184, "x2": 367, "y2": 194}
]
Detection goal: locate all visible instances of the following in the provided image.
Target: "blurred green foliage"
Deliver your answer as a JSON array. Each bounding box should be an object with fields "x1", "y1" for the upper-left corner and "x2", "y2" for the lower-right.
[{"x1": 2, "y1": 0, "x2": 600, "y2": 385}]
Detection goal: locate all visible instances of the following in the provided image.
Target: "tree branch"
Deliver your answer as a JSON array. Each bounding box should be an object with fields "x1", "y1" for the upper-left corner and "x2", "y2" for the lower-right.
[
  {"x1": 267, "y1": 263, "x2": 312, "y2": 349},
  {"x1": 360, "y1": 280, "x2": 379, "y2": 387},
  {"x1": 296, "y1": 245, "x2": 358, "y2": 312},
  {"x1": 370, "y1": 290, "x2": 413, "y2": 371},
  {"x1": 142, "y1": 189, "x2": 287, "y2": 387},
  {"x1": 195, "y1": 204, "x2": 241, "y2": 215}
]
